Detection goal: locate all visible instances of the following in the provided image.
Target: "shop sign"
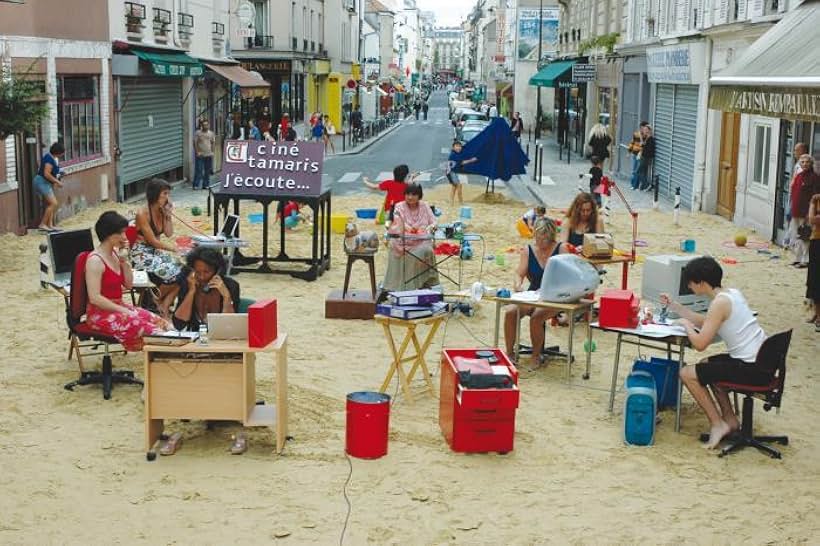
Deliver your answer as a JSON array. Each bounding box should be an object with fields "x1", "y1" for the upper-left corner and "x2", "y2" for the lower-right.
[
  {"x1": 571, "y1": 64, "x2": 596, "y2": 83},
  {"x1": 558, "y1": 81, "x2": 576, "y2": 89},
  {"x1": 240, "y1": 60, "x2": 291, "y2": 73},
  {"x1": 647, "y1": 43, "x2": 706, "y2": 85},
  {"x1": 219, "y1": 140, "x2": 325, "y2": 198},
  {"x1": 709, "y1": 86, "x2": 820, "y2": 123}
]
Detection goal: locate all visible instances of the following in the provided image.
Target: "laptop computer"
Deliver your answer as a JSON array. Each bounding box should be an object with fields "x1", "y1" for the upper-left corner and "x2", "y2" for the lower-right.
[
  {"x1": 207, "y1": 313, "x2": 248, "y2": 340},
  {"x1": 47, "y1": 228, "x2": 95, "y2": 286},
  {"x1": 192, "y1": 214, "x2": 240, "y2": 244}
]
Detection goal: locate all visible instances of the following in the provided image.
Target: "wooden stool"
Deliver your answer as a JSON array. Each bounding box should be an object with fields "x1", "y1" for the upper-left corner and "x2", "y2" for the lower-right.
[
  {"x1": 343, "y1": 253, "x2": 377, "y2": 299},
  {"x1": 375, "y1": 314, "x2": 444, "y2": 403}
]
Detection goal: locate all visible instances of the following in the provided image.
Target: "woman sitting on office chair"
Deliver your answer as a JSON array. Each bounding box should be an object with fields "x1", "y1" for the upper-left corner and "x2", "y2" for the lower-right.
[
  {"x1": 561, "y1": 192, "x2": 605, "y2": 248},
  {"x1": 85, "y1": 211, "x2": 170, "y2": 351},
  {"x1": 503, "y1": 217, "x2": 569, "y2": 364},
  {"x1": 173, "y1": 247, "x2": 240, "y2": 331},
  {"x1": 382, "y1": 183, "x2": 440, "y2": 293},
  {"x1": 131, "y1": 178, "x2": 182, "y2": 317}
]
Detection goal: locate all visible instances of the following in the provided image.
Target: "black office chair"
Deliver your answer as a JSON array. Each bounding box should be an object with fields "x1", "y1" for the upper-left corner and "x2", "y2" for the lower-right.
[{"x1": 712, "y1": 330, "x2": 792, "y2": 459}]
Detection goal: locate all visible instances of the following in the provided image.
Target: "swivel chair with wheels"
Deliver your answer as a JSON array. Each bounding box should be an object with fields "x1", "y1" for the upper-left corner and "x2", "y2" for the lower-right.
[
  {"x1": 713, "y1": 330, "x2": 792, "y2": 459},
  {"x1": 63, "y1": 251, "x2": 143, "y2": 400}
]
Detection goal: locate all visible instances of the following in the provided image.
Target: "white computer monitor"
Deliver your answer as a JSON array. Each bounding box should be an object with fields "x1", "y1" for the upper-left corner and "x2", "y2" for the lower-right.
[
  {"x1": 641, "y1": 255, "x2": 710, "y2": 317},
  {"x1": 539, "y1": 254, "x2": 601, "y2": 303}
]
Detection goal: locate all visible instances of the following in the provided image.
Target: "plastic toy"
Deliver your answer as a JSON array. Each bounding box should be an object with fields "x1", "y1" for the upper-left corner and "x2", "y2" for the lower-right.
[{"x1": 191, "y1": 206, "x2": 202, "y2": 216}]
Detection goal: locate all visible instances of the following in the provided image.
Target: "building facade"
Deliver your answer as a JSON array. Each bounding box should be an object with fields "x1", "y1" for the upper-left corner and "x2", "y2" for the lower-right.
[
  {"x1": 1, "y1": 0, "x2": 115, "y2": 233},
  {"x1": 433, "y1": 27, "x2": 463, "y2": 80}
]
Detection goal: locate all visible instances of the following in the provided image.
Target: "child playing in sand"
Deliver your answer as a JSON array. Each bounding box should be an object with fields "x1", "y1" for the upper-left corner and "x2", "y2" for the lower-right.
[
  {"x1": 446, "y1": 140, "x2": 478, "y2": 206},
  {"x1": 363, "y1": 164, "x2": 417, "y2": 222},
  {"x1": 589, "y1": 156, "x2": 604, "y2": 206},
  {"x1": 656, "y1": 256, "x2": 769, "y2": 450},
  {"x1": 516, "y1": 205, "x2": 547, "y2": 238}
]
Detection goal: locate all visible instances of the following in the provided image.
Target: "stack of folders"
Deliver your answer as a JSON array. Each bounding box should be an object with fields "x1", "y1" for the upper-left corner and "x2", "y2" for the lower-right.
[{"x1": 376, "y1": 289, "x2": 449, "y2": 320}]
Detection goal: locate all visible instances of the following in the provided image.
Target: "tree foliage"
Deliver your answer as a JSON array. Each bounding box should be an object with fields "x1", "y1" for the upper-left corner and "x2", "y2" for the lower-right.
[{"x1": 0, "y1": 65, "x2": 49, "y2": 141}]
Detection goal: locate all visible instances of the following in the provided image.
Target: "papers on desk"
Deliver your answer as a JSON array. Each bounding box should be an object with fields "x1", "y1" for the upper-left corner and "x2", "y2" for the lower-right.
[
  {"x1": 509, "y1": 291, "x2": 540, "y2": 303},
  {"x1": 592, "y1": 321, "x2": 687, "y2": 338},
  {"x1": 132, "y1": 270, "x2": 149, "y2": 285},
  {"x1": 144, "y1": 330, "x2": 199, "y2": 346}
]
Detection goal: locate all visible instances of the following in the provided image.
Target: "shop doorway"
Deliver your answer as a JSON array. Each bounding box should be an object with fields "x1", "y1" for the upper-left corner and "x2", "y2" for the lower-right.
[
  {"x1": 16, "y1": 126, "x2": 45, "y2": 229},
  {"x1": 716, "y1": 112, "x2": 741, "y2": 220}
]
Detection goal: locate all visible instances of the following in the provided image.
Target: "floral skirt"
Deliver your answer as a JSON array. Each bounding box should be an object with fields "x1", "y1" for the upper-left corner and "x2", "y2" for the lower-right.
[
  {"x1": 131, "y1": 241, "x2": 182, "y2": 283},
  {"x1": 86, "y1": 301, "x2": 164, "y2": 352}
]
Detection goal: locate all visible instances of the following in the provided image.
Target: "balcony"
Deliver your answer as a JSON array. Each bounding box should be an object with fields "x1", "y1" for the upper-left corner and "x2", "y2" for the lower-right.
[
  {"x1": 178, "y1": 12, "x2": 193, "y2": 46},
  {"x1": 246, "y1": 34, "x2": 274, "y2": 49},
  {"x1": 153, "y1": 7, "x2": 171, "y2": 43},
  {"x1": 124, "y1": 2, "x2": 146, "y2": 40}
]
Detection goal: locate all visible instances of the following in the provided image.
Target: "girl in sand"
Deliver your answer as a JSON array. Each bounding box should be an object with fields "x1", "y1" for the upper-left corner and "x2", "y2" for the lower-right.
[
  {"x1": 561, "y1": 192, "x2": 605, "y2": 247},
  {"x1": 85, "y1": 211, "x2": 170, "y2": 351},
  {"x1": 130, "y1": 178, "x2": 182, "y2": 317}
]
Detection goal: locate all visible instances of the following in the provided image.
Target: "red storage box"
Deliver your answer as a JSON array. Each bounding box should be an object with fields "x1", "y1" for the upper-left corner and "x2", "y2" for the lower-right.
[
  {"x1": 248, "y1": 299, "x2": 278, "y2": 348},
  {"x1": 439, "y1": 348, "x2": 519, "y2": 454},
  {"x1": 599, "y1": 289, "x2": 640, "y2": 329}
]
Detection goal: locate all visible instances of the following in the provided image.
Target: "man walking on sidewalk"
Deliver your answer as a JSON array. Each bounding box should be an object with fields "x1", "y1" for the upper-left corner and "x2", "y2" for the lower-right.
[{"x1": 193, "y1": 120, "x2": 215, "y2": 190}]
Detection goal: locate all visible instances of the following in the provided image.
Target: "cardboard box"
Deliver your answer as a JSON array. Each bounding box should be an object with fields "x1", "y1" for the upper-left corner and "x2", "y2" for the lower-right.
[
  {"x1": 248, "y1": 299, "x2": 278, "y2": 348},
  {"x1": 582, "y1": 233, "x2": 614, "y2": 258}
]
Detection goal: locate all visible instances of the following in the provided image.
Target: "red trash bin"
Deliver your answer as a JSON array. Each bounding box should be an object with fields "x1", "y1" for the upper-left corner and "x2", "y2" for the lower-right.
[{"x1": 345, "y1": 391, "x2": 391, "y2": 459}]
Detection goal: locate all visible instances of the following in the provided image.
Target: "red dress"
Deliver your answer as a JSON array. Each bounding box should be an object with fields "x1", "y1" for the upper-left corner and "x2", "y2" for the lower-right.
[{"x1": 85, "y1": 253, "x2": 163, "y2": 351}]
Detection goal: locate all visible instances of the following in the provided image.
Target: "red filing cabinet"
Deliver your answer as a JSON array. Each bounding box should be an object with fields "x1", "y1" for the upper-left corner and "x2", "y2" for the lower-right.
[{"x1": 439, "y1": 348, "x2": 520, "y2": 454}]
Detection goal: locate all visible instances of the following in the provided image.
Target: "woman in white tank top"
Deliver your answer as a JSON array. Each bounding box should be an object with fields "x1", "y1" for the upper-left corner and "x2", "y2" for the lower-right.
[{"x1": 659, "y1": 257, "x2": 769, "y2": 450}]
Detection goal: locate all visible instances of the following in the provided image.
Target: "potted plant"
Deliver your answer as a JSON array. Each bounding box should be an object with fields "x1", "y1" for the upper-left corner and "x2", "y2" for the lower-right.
[{"x1": 126, "y1": 15, "x2": 142, "y2": 33}]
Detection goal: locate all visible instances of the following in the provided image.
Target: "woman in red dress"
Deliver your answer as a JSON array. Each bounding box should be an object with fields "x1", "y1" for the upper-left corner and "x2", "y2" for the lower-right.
[{"x1": 85, "y1": 211, "x2": 170, "y2": 351}]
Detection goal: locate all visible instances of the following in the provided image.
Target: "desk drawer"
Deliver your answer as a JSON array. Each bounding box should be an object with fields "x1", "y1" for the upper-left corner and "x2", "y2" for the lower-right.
[{"x1": 148, "y1": 360, "x2": 246, "y2": 421}]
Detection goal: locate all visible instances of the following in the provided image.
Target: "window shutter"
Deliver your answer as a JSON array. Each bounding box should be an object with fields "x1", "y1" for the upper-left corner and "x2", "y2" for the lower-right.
[
  {"x1": 716, "y1": 0, "x2": 729, "y2": 24},
  {"x1": 658, "y1": 0, "x2": 668, "y2": 34},
  {"x1": 675, "y1": 0, "x2": 689, "y2": 31},
  {"x1": 749, "y1": 0, "x2": 764, "y2": 17},
  {"x1": 737, "y1": 0, "x2": 748, "y2": 20}
]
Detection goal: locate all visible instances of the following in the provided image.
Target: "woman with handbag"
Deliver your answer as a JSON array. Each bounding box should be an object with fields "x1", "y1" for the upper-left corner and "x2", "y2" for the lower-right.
[{"x1": 789, "y1": 155, "x2": 820, "y2": 268}]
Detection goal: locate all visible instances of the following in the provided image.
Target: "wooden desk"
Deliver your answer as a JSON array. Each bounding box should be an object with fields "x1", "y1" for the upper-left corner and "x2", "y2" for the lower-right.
[
  {"x1": 590, "y1": 323, "x2": 687, "y2": 432},
  {"x1": 143, "y1": 335, "x2": 288, "y2": 454},
  {"x1": 375, "y1": 314, "x2": 444, "y2": 403},
  {"x1": 585, "y1": 254, "x2": 634, "y2": 289},
  {"x1": 487, "y1": 294, "x2": 594, "y2": 383}
]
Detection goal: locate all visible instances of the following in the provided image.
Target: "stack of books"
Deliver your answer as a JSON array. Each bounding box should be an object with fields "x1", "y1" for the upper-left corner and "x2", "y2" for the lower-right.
[{"x1": 376, "y1": 289, "x2": 449, "y2": 320}]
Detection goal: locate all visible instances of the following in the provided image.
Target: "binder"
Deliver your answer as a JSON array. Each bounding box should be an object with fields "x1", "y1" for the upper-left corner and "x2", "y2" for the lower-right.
[{"x1": 387, "y1": 289, "x2": 443, "y2": 306}]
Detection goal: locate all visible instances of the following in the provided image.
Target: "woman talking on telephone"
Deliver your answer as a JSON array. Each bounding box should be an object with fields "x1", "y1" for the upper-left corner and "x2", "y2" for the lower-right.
[
  {"x1": 172, "y1": 247, "x2": 240, "y2": 331},
  {"x1": 131, "y1": 178, "x2": 182, "y2": 317}
]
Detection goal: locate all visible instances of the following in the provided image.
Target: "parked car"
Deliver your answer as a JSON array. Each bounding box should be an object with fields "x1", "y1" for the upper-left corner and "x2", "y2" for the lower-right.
[
  {"x1": 458, "y1": 126, "x2": 485, "y2": 144},
  {"x1": 456, "y1": 119, "x2": 489, "y2": 141},
  {"x1": 453, "y1": 109, "x2": 488, "y2": 128}
]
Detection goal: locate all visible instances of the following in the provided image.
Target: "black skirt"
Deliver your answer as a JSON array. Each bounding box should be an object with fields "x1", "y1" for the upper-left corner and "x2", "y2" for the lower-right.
[{"x1": 807, "y1": 238, "x2": 820, "y2": 301}]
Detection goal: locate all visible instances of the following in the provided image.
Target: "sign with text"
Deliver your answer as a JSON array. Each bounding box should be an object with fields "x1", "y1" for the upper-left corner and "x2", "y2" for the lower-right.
[
  {"x1": 647, "y1": 43, "x2": 706, "y2": 85},
  {"x1": 517, "y1": 8, "x2": 559, "y2": 61},
  {"x1": 218, "y1": 140, "x2": 324, "y2": 197},
  {"x1": 572, "y1": 64, "x2": 596, "y2": 82}
]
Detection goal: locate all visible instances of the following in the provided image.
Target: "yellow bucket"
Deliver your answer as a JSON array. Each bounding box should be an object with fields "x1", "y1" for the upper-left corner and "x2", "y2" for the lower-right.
[{"x1": 331, "y1": 213, "x2": 350, "y2": 234}]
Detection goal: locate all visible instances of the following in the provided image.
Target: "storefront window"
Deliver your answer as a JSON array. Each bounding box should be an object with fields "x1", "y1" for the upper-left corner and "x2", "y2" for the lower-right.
[
  {"x1": 57, "y1": 76, "x2": 102, "y2": 164},
  {"x1": 752, "y1": 124, "x2": 772, "y2": 186}
]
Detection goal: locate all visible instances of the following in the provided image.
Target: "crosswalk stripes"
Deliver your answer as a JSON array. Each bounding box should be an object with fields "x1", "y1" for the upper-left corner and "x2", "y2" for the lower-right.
[
  {"x1": 415, "y1": 172, "x2": 431, "y2": 182},
  {"x1": 337, "y1": 172, "x2": 361, "y2": 183},
  {"x1": 539, "y1": 176, "x2": 556, "y2": 186},
  {"x1": 376, "y1": 171, "x2": 392, "y2": 181}
]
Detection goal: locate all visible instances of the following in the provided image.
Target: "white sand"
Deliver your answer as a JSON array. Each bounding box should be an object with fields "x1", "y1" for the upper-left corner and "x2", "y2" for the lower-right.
[{"x1": 0, "y1": 184, "x2": 817, "y2": 544}]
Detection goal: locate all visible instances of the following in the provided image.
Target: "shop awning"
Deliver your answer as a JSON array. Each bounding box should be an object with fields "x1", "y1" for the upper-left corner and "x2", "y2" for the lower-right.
[
  {"x1": 205, "y1": 63, "x2": 270, "y2": 97},
  {"x1": 708, "y1": 1, "x2": 820, "y2": 121},
  {"x1": 529, "y1": 60, "x2": 575, "y2": 87},
  {"x1": 133, "y1": 50, "x2": 204, "y2": 77}
]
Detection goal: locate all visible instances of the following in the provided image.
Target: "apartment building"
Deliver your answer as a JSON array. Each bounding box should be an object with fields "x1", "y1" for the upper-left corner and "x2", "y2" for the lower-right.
[
  {"x1": 433, "y1": 27, "x2": 463, "y2": 80},
  {"x1": 0, "y1": 0, "x2": 114, "y2": 233}
]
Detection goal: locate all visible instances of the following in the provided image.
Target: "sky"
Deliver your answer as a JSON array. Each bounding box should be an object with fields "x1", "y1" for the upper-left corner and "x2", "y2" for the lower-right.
[{"x1": 416, "y1": 0, "x2": 474, "y2": 27}]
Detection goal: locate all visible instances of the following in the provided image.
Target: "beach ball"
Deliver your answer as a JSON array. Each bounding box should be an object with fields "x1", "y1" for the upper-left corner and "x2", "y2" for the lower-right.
[
  {"x1": 734, "y1": 232, "x2": 748, "y2": 247},
  {"x1": 191, "y1": 206, "x2": 202, "y2": 216}
]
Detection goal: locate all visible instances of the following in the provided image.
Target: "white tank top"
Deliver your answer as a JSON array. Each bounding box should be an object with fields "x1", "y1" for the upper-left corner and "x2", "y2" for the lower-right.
[{"x1": 715, "y1": 289, "x2": 766, "y2": 363}]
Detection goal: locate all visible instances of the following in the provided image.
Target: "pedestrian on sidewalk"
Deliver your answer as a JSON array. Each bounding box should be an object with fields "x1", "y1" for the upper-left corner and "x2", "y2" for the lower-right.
[
  {"x1": 510, "y1": 112, "x2": 524, "y2": 140},
  {"x1": 311, "y1": 115, "x2": 325, "y2": 142},
  {"x1": 489, "y1": 103, "x2": 498, "y2": 118},
  {"x1": 789, "y1": 155, "x2": 820, "y2": 268},
  {"x1": 422, "y1": 100, "x2": 429, "y2": 120},
  {"x1": 627, "y1": 131, "x2": 642, "y2": 189},
  {"x1": 637, "y1": 123, "x2": 655, "y2": 191},
  {"x1": 587, "y1": 123, "x2": 611, "y2": 162},
  {"x1": 413, "y1": 99, "x2": 421, "y2": 120},
  {"x1": 322, "y1": 115, "x2": 336, "y2": 155},
  {"x1": 248, "y1": 119, "x2": 261, "y2": 141},
  {"x1": 277, "y1": 113, "x2": 291, "y2": 141},
  {"x1": 193, "y1": 120, "x2": 215, "y2": 190}
]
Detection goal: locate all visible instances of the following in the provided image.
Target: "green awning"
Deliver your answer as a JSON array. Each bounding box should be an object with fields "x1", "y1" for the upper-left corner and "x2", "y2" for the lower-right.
[
  {"x1": 529, "y1": 60, "x2": 576, "y2": 87},
  {"x1": 133, "y1": 50, "x2": 204, "y2": 77}
]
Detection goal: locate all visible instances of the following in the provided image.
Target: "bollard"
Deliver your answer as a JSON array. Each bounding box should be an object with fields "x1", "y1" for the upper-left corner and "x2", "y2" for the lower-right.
[
  {"x1": 652, "y1": 174, "x2": 660, "y2": 210},
  {"x1": 532, "y1": 144, "x2": 540, "y2": 181},
  {"x1": 342, "y1": 131, "x2": 346, "y2": 152},
  {"x1": 538, "y1": 144, "x2": 544, "y2": 184},
  {"x1": 673, "y1": 187, "x2": 681, "y2": 225}
]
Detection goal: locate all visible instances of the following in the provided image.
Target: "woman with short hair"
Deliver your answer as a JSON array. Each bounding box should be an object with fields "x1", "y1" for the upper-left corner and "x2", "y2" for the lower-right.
[
  {"x1": 33, "y1": 142, "x2": 66, "y2": 231},
  {"x1": 131, "y1": 178, "x2": 182, "y2": 316},
  {"x1": 382, "y1": 183, "x2": 440, "y2": 292},
  {"x1": 85, "y1": 211, "x2": 169, "y2": 351}
]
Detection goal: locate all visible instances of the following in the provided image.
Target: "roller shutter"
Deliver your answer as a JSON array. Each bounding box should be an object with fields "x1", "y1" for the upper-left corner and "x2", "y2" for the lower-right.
[
  {"x1": 119, "y1": 78, "x2": 183, "y2": 188},
  {"x1": 653, "y1": 84, "x2": 698, "y2": 208},
  {"x1": 618, "y1": 74, "x2": 640, "y2": 178}
]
